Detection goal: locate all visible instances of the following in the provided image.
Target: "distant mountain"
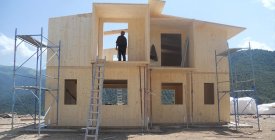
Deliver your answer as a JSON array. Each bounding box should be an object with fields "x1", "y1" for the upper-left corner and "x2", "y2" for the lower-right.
[
  {"x1": 230, "y1": 49, "x2": 275, "y2": 104},
  {"x1": 0, "y1": 65, "x2": 45, "y2": 114}
]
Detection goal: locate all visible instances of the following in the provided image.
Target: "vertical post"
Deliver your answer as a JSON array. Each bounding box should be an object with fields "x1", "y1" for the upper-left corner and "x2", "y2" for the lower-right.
[
  {"x1": 11, "y1": 28, "x2": 17, "y2": 129},
  {"x1": 38, "y1": 28, "x2": 43, "y2": 135},
  {"x1": 139, "y1": 66, "x2": 143, "y2": 132},
  {"x1": 227, "y1": 47, "x2": 238, "y2": 130},
  {"x1": 149, "y1": 69, "x2": 153, "y2": 128},
  {"x1": 234, "y1": 68, "x2": 240, "y2": 125},
  {"x1": 215, "y1": 50, "x2": 220, "y2": 122},
  {"x1": 143, "y1": 65, "x2": 148, "y2": 131},
  {"x1": 98, "y1": 19, "x2": 103, "y2": 59},
  {"x1": 190, "y1": 71, "x2": 194, "y2": 124},
  {"x1": 248, "y1": 43, "x2": 260, "y2": 131},
  {"x1": 35, "y1": 33, "x2": 40, "y2": 128},
  {"x1": 56, "y1": 40, "x2": 61, "y2": 125}
]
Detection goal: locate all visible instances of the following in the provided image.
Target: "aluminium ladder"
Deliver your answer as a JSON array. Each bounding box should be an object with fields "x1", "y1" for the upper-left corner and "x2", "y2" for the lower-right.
[{"x1": 85, "y1": 57, "x2": 106, "y2": 140}]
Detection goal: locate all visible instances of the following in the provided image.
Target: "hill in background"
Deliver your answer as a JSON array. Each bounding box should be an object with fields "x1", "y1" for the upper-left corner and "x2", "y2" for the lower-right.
[
  {"x1": 0, "y1": 65, "x2": 45, "y2": 114},
  {"x1": 230, "y1": 49, "x2": 275, "y2": 104}
]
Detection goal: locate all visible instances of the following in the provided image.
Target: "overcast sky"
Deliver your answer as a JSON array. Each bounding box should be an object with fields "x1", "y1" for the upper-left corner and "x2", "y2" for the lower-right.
[{"x1": 0, "y1": 0, "x2": 274, "y2": 68}]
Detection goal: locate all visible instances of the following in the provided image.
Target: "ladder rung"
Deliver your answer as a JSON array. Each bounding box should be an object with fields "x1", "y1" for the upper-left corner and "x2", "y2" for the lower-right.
[
  {"x1": 96, "y1": 64, "x2": 105, "y2": 67},
  {"x1": 218, "y1": 91, "x2": 230, "y2": 93},
  {"x1": 97, "y1": 59, "x2": 105, "y2": 61},
  {"x1": 88, "y1": 119, "x2": 98, "y2": 121},
  {"x1": 86, "y1": 135, "x2": 96, "y2": 138},
  {"x1": 94, "y1": 77, "x2": 104, "y2": 79},
  {"x1": 96, "y1": 69, "x2": 104, "y2": 73},
  {"x1": 90, "y1": 104, "x2": 99, "y2": 106},
  {"x1": 92, "y1": 89, "x2": 99, "y2": 91},
  {"x1": 89, "y1": 112, "x2": 99, "y2": 114},
  {"x1": 92, "y1": 89, "x2": 100, "y2": 92},
  {"x1": 91, "y1": 97, "x2": 100, "y2": 99},
  {"x1": 87, "y1": 127, "x2": 97, "y2": 130},
  {"x1": 218, "y1": 81, "x2": 230, "y2": 83}
]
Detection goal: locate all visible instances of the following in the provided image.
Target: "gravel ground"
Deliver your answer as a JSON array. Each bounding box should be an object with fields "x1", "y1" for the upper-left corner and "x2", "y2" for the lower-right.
[{"x1": 0, "y1": 115, "x2": 274, "y2": 140}]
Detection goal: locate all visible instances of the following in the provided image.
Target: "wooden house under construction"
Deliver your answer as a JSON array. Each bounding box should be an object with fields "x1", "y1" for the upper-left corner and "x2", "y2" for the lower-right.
[{"x1": 45, "y1": 0, "x2": 244, "y2": 128}]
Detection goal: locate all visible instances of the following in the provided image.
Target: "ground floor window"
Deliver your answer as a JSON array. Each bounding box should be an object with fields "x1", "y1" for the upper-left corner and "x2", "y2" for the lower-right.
[
  {"x1": 161, "y1": 83, "x2": 183, "y2": 105},
  {"x1": 204, "y1": 83, "x2": 214, "y2": 104},
  {"x1": 103, "y1": 80, "x2": 127, "y2": 105},
  {"x1": 64, "y1": 79, "x2": 77, "y2": 105}
]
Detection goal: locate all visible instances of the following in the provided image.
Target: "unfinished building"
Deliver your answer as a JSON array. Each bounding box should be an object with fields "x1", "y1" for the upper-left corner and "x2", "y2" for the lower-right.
[{"x1": 45, "y1": 0, "x2": 245, "y2": 128}]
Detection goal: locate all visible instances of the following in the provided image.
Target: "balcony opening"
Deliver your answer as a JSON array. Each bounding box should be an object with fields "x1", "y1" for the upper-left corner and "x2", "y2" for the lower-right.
[{"x1": 103, "y1": 22, "x2": 128, "y2": 61}]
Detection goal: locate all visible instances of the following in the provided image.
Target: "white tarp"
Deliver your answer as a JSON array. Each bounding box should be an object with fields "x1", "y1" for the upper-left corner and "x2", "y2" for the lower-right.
[
  {"x1": 230, "y1": 97, "x2": 275, "y2": 115},
  {"x1": 258, "y1": 103, "x2": 275, "y2": 114},
  {"x1": 230, "y1": 97, "x2": 257, "y2": 114}
]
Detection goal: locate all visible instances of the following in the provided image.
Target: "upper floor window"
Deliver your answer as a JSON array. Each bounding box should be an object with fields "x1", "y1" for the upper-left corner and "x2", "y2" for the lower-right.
[{"x1": 161, "y1": 33, "x2": 182, "y2": 66}]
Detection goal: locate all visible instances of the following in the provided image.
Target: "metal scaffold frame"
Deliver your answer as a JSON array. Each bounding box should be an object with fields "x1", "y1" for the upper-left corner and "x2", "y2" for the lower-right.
[
  {"x1": 215, "y1": 43, "x2": 260, "y2": 131},
  {"x1": 11, "y1": 28, "x2": 61, "y2": 135}
]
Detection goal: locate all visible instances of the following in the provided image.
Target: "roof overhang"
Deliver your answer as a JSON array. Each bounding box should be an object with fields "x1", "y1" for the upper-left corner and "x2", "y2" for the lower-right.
[
  {"x1": 151, "y1": 14, "x2": 245, "y2": 39},
  {"x1": 194, "y1": 20, "x2": 246, "y2": 39},
  {"x1": 151, "y1": 15, "x2": 193, "y2": 29},
  {"x1": 93, "y1": 3, "x2": 148, "y2": 19}
]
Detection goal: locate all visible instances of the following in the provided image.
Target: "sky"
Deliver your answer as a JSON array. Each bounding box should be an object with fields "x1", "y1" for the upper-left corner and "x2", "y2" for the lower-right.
[{"x1": 0, "y1": 0, "x2": 274, "y2": 68}]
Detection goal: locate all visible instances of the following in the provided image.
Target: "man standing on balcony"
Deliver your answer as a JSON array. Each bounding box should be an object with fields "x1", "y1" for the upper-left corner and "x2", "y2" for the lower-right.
[{"x1": 116, "y1": 31, "x2": 127, "y2": 61}]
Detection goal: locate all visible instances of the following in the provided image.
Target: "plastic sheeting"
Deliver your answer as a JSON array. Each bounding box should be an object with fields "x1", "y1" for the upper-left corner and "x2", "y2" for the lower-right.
[
  {"x1": 258, "y1": 103, "x2": 275, "y2": 115},
  {"x1": 230, "y1": 97, "x2": 257, "y2": 114},
  {"x1": 230, "y1": 97, "x2": 275, "y2": 115}
]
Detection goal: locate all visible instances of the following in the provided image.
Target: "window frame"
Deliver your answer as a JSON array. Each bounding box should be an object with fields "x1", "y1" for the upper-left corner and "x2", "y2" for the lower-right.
[
  {"x1": 204, "y1": 83, "x2": 215, "y2": 105},
  {"x1": 161, "y1": 83, "x2": 183, "y2": 105},
  {"x1": 64, "y1": 79, "x2": 77, "y2": 105},
  {"x1": 103, "y1": 80, "x2": 128, "y2": 105}
]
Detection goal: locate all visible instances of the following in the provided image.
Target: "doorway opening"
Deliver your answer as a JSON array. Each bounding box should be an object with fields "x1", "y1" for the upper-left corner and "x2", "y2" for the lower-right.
[
  {"x1": 103, "y1": 22, "x2": 128, "y2": 61},
  {"x1": 161, "y1": 33, "x2": 182, "y2": 66}
]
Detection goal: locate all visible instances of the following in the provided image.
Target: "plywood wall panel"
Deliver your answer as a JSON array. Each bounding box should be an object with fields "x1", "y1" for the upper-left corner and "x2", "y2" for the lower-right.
[
  {"x1": 48, "y1": 13, "x2": 92, "y2": 67},
  {"x1": 45, "y1": 67, "x2": 92, "y2": 126},
  {"x1": 150, "y1": 26, "x2": 189, "y2": 67},
  {"x1": 191, "y1": 72, "x2": 230, "y2": 123},
  {"x1": 46, "y1": 65, "x2": 146, "y2": 127},
  {"x1": 193, "y1": 23, "x2": 229, "y2": 72},
  {"x1": 128, "y1": 18, "x2": 146, "y2": 61},
  {"x1": 151, "y1": 70, "x2": 189, "y2": 123}
]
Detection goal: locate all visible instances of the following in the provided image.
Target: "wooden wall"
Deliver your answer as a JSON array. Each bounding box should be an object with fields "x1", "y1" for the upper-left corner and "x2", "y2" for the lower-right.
[
  {"x1": 189, "y1": 22, "x2": 230, "y2": 122},
  {"x1": 98, "y1": 18, "x2": 147, "y2": 62},
  {"x1": 191, "y1": 72, "x2": 230, "y2": 123},
  {"x1": 101, "y1": 64, "x2": 146, "y2": 126},
  {"x1": 45, "y1": 64, "x2": 147, "y2": 127},
  {"x1": 45, "y1": 67, "x2": 92, "y2": 126},
  {"x1": 45, "y1": 4, "x2": 232, "y2": 126},
  {"x1": 48, "y1": 13, "x2": 92, "y2": 67},
  {"x1": 128, "y1": 18, "x2": 146, "y2": 61},
  {"x1": 151, "y1": 69, "x2": 190, "y2": 123},
  {"x1": 150, "y1": 26, "x2": 189, "y2": 67},
  {"x1": 103, "y1": 48, "x2": 116, "y2": 61},
  {"x1": 193, "y1": 22, "x2": 229, "y2": 72}
]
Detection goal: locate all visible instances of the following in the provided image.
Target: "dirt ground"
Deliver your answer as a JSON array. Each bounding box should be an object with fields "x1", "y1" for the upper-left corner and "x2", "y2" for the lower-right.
[{"x1": 0, "y1": 115, "x2": 275, "y2": 140}]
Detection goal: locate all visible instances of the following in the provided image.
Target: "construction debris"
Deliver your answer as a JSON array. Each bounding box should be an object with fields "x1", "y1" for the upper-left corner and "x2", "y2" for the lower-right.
[{"x1": 0, "y1": 113, "x2": 12, "y2": 118}]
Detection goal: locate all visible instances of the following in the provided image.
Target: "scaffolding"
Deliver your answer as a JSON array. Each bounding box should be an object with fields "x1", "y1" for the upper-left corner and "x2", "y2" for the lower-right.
[
  {"x1": 12, "y1": 28, "x2": 61, "y2": 135},
  {"x1": 215, "y1": 44, "x2": 260, "y2": 131}
]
